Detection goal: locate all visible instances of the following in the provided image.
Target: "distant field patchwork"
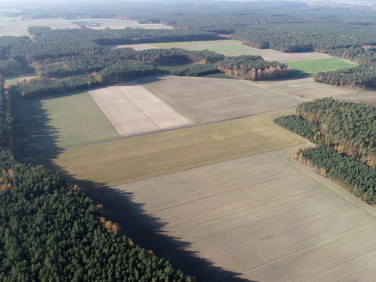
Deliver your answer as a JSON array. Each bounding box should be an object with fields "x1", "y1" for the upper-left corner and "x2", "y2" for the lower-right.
[
  {"x1": 0, "y1": 17, "x2": 171, "y2": 36},
  {"x1": 103, "y1": 147, "x2": 376, "y2": 281},
  {"x1": 42, "y1": 110, "x2": 305, "y2": 186},
  {"x1": 138, "y1": 75, "x2": 302, "y2": 123},
  {"x1": 89, "y1": 82, "x2": 193, "y2": 137},
  {"x1": 14, "y1": 91, "x2": 120, "y2": 156}
]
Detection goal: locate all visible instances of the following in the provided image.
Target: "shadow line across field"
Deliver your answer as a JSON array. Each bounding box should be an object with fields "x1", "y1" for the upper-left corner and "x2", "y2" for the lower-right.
[{"x1": 12, "y1": 90, "x2": 253, "y2": 281}]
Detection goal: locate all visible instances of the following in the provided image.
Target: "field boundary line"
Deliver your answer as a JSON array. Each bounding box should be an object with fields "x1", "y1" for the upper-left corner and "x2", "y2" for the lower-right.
[{"x1": 288, "y1": 157, "x2": 376, "y2": 218}]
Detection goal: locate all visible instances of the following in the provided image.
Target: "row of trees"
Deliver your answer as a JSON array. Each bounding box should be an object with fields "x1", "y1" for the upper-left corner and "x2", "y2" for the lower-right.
[
  {"x1": 293, "y1": 146, "x2": 376, "y2": 205},
  {"x1": 37, "y1": 48, "x2": 225, "y2": 79},
  {"x1": 314, "y1": 63, "x2": 376, "y2": 89},
  {"x1": 217, "y1": 56, "x2": 290, "y2": 80},
  {"x1": 296, "y1": 98, "x2": 376, "y2": 167},
  {"x1": 275, "y1": 98, "x2": 376, "y2": 206},
  {"x1": 273, "y1": 115, "x2": 322, "y2": 144},
  {"x1": 0, "y1": 79, "x2": 190, "y2": 280}
]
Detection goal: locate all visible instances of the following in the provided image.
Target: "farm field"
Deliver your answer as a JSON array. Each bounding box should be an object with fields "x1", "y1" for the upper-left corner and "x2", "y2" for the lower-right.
[
  {"x1": 138, "y1": 75, "x2": 302, "y2": 123},
  {"x1": 40, "y1": 110, "x2": 306, "y2": 186},
  {"x1": 0, "y1": 17, "x2": 171, "y2": 36},
  {"x1": 287, "y1": 58, "x2": 357, "y2": 77},
  {"x1": 13, "y1": 91, "x2": 120, "y2": 156},
  {"x1": 107, "y1": 43, "x2": 158, "y2": 50},
  {"x1": 0, "y1": 17, "x2": 77, "y2": 36},
  {"x1": 150, "y1": 40, "x2": 333, "y2": 62},
  {"x1": 255, "y1": 77, "x2": 376, "y2": 102},
  {"x1": 100, "y1": 146, "x2": 376, "y2": 281},
  {"x1": 89, "y1": 82, "x2": 193, "y2": 137}
]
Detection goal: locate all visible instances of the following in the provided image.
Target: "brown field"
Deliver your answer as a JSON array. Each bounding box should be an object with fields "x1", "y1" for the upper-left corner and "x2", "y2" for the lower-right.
[
  {"x1": 256, "y1": 77, "x2": 376, "y2": 102},
  {"x1": 138, "y1": 75, "x2": 302, "y2": 123},
  {"x1": 89, "y1": 82, "x2": 193, "y2": 137},
  {"x1": 102, "y1": 147, "x2": 376, "y2": 281},
  {"x1": 40, "y1": 110, "x2": 305, "y2": 186}
]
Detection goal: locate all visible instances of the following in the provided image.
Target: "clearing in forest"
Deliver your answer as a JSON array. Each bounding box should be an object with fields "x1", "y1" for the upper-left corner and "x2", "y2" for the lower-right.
[
  {"x1": 287, "y1": 58, "x2": 357, "y2": 77},
  {"x1": 138, "y1": 75, "x2": 302, "y2": 123},
  {"x1": 105, "y1": 146, "x2": 376, "y2": 281},
  {"x1": 13, "y1": 91, "x2": 120, "y2": 156},
  {"x1": 40, "y1": 110, "x2": 305, "y2": 186},
  {"x1": 150, "y1": 40, "x2": 334, "y2": 62},
  {"x1": 89, "y1": 82, "x2": 193, "y2": 137},
  {"x1": 151, "y1": 40, "x2": 281, "y2": 56}
]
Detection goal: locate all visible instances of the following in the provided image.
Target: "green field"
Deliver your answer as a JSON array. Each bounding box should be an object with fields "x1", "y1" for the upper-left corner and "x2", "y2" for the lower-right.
[
  {"x1": 190, "y1": 44, "x2": 280, "y2": 56},
  {"x1": 38, "y1": 110, "x2": 306, "y2": 186},
  {"x1": 287, "y1": 58, "x2": 357, "y2": 77},
  {"x1": 14, "y1": 91, "x2": 120, "y2": 156}
]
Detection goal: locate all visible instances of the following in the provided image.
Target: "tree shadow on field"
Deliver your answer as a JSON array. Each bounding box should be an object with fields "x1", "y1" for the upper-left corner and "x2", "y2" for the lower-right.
[
  {"x1": 12, "y1": 83, "x2": 255, "y2": 281},
  {"x1": 69, "y1": 177, "x2": 254, "y2": 282},
  {"x1": 11, "y1": 92, "x2": 62, "y2": 159}
]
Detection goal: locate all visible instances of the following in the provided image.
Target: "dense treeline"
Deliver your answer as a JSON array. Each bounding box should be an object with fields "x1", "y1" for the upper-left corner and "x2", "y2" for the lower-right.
[
  {"x1": 296, "y1": 98, "x2": 376, "y2": 167},
  {"x1": 275, "y1": 98, "x2": 376, "y2": 206},
  {"x1": 18, "y1": 75, "x2": 100, "y2": 98},
  {"x1": 314, "y1": 63, "x2": 376, "y2": 89},
  {"x1": 293, "y1": 146, "x2": 376, "y2": 205},
  {"x1": 0, "y1": 81, "x2": 190, "y2": 280},
  {"x1": 167, "y1": 64, "x2": 220, "y2": 77},
  {"x1": 0, "y1": 78, "x2": 11, "y2": 147},
  {"x1": 273, "y1": 115, "x2": 322, "y2": 144},
  {"x1": 217, "y1": 56, "x2": 289, "y2": 80},
  {"x1": 37, "y1": 48, "x2": 224, "y2": 79}
]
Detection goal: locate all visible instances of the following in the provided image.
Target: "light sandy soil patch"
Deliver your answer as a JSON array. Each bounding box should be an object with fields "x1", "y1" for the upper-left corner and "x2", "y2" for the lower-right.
[
  {"x1": 138, "y1": 75, "x2": 302, "y2": 123},
  {"x1": 263, "y1": 52, "x2": 333, "y2": 63},
  {"x1": 0, "y1": 17, "x2": 77, "y2": 36},
  {"x1": 86, "y1": 19, "x2": 172, "y2": 30},
  {"x1": 107, "y1": 44, "x2": 158, "y2": 50},
  {"x1": 105, "y1": 146, "x2": 376, "y2": 281},
  {"x1": 173, "y1": 40, "x2": 243, "y2": 49},
  {"x1": 89, "y1": 82, "x2": 193, "y2": 137},
  {"x1": 256, "y1": 77, "x2": 368, "y2": 101}
]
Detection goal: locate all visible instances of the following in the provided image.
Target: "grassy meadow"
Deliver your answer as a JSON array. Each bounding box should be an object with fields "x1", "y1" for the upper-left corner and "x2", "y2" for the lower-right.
[
  {"x1": 287, "y1": 58, "x2": 357, "y2": 77},
  {"x1": 14, "y1": 91, "x2": 120, "y2": 156},
  {"x1": 37, "y1": 110, "x2": 306, "y2": 186}
]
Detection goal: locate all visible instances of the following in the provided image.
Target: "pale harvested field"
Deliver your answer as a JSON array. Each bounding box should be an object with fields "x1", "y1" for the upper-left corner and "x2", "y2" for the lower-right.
[
  {"x1": 87, "y1": 19, "x2": 172, "y2": 30},
  {"x1": 44, "y1": 110, "x2": 305, "y2": 186},
  {"x1": 89, "y1": 82, "x2": 193, "y2": 137},
  {"x1": 107, "y1": 147, "x2": 376, "y2": 281},
  {"x1": 0, "y1": 17, "x2": 77, "y2": 36},
  {"x1": 263, "y1": 52, "x2": 333, "y2": 63},
  {"x1": 256, "y1": 77, "x2": 362, "y2": 100},
  {"x1": 138, "y1": 75, "x2": 302, "y2": 123},
  {"x1": 107, "y1": 44, "x2": 158, "y2": 50}
]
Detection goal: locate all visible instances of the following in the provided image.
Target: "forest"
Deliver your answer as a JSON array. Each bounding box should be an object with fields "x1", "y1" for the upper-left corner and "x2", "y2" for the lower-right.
[
  {"x1": 275, "y1": 98, "x2": 376, "y2": 206},
  {"x1": 0, "y1": 77, "x2": 190, "y2": 280},
  {"x1": 217, "y1": 56, "x2": 290, "y2": 80},
  {"x1": 0, "y1": 27, "x2": 289, "y2": 98},
  {"x1": 314, "y1": 63, "x2": 376, "y2": 89}
]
